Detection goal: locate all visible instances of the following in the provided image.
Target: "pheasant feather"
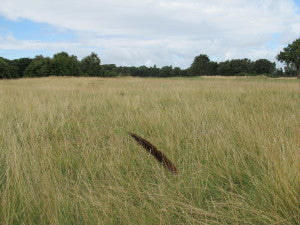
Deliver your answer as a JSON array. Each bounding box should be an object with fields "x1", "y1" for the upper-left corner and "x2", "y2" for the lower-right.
[{"x1": 129, "y1": 132, "x2": 178, "y2": 174}]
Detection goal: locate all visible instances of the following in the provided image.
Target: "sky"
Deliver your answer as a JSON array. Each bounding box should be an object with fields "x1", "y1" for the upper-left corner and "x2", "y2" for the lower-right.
[{"x1": 0, "y1": 0, "x2": 299, "y2": 68}]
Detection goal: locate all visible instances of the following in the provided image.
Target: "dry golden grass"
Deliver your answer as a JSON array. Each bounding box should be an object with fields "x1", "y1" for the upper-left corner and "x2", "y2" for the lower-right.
[{"x1": 0, "y1": 76, "x2": 299, "y2": 224}]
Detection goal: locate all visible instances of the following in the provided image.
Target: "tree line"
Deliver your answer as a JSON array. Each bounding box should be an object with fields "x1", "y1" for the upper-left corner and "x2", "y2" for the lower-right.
[{"x1": 1, "y1": 38, "x2": 299, "y2": 79}]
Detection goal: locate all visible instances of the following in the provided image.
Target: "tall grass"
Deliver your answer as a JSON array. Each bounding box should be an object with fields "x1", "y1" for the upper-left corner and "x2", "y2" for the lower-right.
[{"x1": 0, "y1": 76, "x2": 299, "y2": 224}]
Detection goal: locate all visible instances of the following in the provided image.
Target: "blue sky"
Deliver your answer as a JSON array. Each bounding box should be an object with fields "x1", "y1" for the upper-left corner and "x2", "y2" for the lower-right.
[
  {"x1": 0, "y1": 17, "x2": 76, "y2": 41},
  {"x1": 0, "y1": 17, "x2": 78, "y2": 59},
  {"x1": 0, "y1": 0, "x2": 299, "y2": 67}
]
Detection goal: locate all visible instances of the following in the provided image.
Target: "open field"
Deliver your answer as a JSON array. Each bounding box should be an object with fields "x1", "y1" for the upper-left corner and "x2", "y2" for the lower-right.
[{"x1": 0, "y1": 76, "x2": 299, "y2": 225}]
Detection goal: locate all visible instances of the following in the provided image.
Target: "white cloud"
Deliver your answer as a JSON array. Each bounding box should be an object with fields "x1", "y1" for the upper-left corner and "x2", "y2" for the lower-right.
[
  {"x1": 0, "y1": 0, "x2": 299, "y2": 67},
  {"x1": 0, "y1": 34, "x2": 81, "y2": 50}
]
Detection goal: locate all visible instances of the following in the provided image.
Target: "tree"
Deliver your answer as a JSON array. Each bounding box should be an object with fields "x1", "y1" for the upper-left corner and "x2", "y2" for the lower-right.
[
  {"x1": 229, "y1": 58, "x2": 253, "y2": 75},
  {"x1": 190, "y1": 54, "x2": 211, "y2": 76},
  {"x1": 81, "y1": 52, "x2": 101, "y2": 76},
  {"x1": 101, "y1": 64, "x2": 116, "y2": 72},
  {"x1": 208, "y1": 61, "x2": 219, "y2": 75},
  {"x1": 217, "y1": 59, "x2": 253, "y2": 76},
  {"x1": 277, "y1": 38, "x2": 300, "y2": 78},
  {"x1": 284, "y1": 64, "x2": 297, "y2": 77},
  {"x1": 24, "y1": 55, "x2": 52, "y2": 77},
  {"x1": 11, "y1": 58, "x2": 32, "y2": 78},
  {"x1": 217, "y1": 61, "x2": 231, "y2": 76},
  {"x1": 173, "y1": 67, "x2": 181, "y2": 76},
  {"x1": 149, "y1": 65, "x2": 160, "y2": 77},
  {"x1": 0, "y1": 58, "x2": 12, "y2": 79},
  {"x1": 0, "y1": 57, "x2": 18, "y2": 79},
  {"x1": 274, "y1": 68, "x2": 284, "y2": 77},
  {"x1": 52, "y1": 52, "x2": 81, "y2": 76},
  {"x1": 254, "y1": 59, "x2": 275, "y2": 75},
  {"x1": 159, "y1": 66, "x2": 173, "y2": 77}
]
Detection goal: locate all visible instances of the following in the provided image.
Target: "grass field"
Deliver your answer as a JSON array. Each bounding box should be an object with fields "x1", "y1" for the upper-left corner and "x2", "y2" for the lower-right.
[{"x1": 0, "y1": 76, "x2": 299, "y2": 225}]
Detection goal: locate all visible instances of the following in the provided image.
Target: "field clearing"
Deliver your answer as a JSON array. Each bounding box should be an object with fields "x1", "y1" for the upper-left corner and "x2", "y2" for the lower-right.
[{"x1": 0, "y1": 76, "x2": 299, "y2": 225}]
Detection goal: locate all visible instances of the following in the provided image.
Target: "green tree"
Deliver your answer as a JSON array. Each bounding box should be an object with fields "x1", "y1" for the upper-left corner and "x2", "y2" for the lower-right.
[
  {"x1": 0, "y1": 58, "x2": 12, "y2": 79},
  {"x1": 217, "y1": 59, "x2": 253, "y2": 76},
  {"x1": 159, "y1": 66, "x2": 173, "y2": 77},
  {"x1": 284, "y1": 64, "x2": 297, "y2": 77},
  {"x1": 101, "y1": 64, "x2": 117, "y2": 76},
  {"x1": 11, "y1": 58, "x2": 32, "y2": 78},
  {"x1": 24, "y1": 55, "x2": 52, "y2": 77},
  {"x1": 254, "y1": 59, "x2": 275, "y2": 75},
  {"x1": 0, "y1": 57, "x2": 18, "y2": 79},
  {"x1": 149, "y1": 65, "x2": 160, "y2": 77},
  {"x1": 52, "y1": 52, "x2": 81, "y2": 76},
  {"x1": 103, "y1": 70, "x2": 118, "y2": 77},
  {"x1": 190, "y1": 54, "x2": 211, "y2": 76},
  {"x1": 277, "y1": 38, "x2": 300, "y2": 78},
  {"x1": 208, "y1": 61, "x2": 219, "y2": 75},
  {"x1": 11, "y1": 58, "x2": 32, "y2": 77},
  {"x1": 173, "y1": 67, "x2": 181, "y2": 76},
  {"x1": 217, "y1": 61, "x2": 231, "y2": 76},
  {"x1": 229, "y1": 58, "x2": 253, "y2": 75},
  {"x1": 81, "y1": 52, "x2": 101, "y2": 76}
]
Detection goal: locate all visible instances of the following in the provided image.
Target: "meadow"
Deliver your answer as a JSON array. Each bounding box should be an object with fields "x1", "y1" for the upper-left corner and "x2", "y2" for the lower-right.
[{"x1": 0, "y1": 76, "x2": 299, "y2": 225}]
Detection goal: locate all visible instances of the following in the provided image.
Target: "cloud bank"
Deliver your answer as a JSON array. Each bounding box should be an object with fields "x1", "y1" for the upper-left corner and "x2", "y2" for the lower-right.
[{"x1": 0, "y1": 0, "x2": 299, "y2": 67}]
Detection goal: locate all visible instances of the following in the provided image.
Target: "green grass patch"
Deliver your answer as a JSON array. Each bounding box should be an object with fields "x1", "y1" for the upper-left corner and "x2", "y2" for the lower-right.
[{"x1": 0, "y1": 76, "x2": 299, "y2": 224}]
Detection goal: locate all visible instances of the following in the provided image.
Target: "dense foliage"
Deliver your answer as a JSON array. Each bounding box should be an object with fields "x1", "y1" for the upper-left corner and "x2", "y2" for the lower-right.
[
  {"x1": 0, "y1": 57, "x2": 18, "y2": 79},
  {"x1": 277, "y1": 38, "x2": 300, "y2": 78},
  {"x1": 0, "y1": 38, "x2": 299, "y2": 79}
]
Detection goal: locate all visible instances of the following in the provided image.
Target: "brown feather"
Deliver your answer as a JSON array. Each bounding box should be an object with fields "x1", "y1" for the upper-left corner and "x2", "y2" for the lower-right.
[{"x1": 129, "y1": 132, "x2": 178, "y2": 174}]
